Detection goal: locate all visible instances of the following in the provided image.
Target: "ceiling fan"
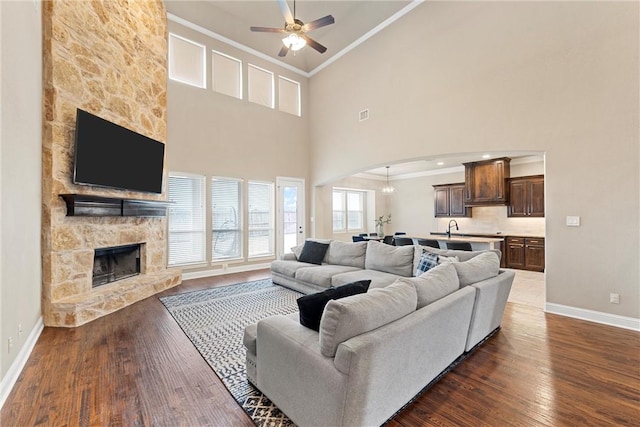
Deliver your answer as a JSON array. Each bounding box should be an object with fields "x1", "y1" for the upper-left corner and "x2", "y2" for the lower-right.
[{"x1": 250, "y1": 0, "x2": 335, "y2": 57}]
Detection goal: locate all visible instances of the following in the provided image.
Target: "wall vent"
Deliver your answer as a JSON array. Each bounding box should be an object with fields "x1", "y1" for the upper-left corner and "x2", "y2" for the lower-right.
[{"x1": 359, "y1": 109, "x2": 369, "y2": 121}]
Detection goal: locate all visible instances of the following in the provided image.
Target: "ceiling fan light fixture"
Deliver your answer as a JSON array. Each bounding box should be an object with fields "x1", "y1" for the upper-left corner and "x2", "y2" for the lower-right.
[{"x1": 282, "y1": 33, "x2": 307, "y2": 51}]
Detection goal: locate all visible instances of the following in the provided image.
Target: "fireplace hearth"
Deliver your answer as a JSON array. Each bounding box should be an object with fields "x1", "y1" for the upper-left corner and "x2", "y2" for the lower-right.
[{"x1": 93, "y1": 244, "x2": 141, "y2": 287}]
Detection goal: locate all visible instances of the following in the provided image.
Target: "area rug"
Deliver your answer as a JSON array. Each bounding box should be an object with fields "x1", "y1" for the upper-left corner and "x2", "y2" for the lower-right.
[{"x1": 159, "y1": 279, "x2": 301, "y2": 426}]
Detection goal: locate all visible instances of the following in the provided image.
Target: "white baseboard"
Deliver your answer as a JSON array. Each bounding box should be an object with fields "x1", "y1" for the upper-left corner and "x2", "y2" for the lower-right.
[
  {"x1": 545, "y1": 303, "x2": 640, "y2": 331},
  {"x1": 182, "y1": 262, "x2": 271, "y2": 281},
  {"x1": 0, "y1": 317, "x2": 44, "y2": 409}
]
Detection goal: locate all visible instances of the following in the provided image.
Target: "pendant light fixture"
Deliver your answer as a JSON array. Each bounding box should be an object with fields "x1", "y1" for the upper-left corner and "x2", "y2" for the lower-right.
[{"x1": 382, "y1": 166, "x2": 395, "y2": 194}]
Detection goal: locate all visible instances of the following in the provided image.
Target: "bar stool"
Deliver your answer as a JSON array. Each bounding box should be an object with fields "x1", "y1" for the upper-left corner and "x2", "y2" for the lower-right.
[{"x1": 446, "y1": 241, "x2": 472, "y2": 251}]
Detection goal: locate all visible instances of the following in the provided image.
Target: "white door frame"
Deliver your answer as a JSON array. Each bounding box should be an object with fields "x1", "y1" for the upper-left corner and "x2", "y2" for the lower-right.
[{"x1": 276, "y1": 177, "x2": 305, "y2": 257}]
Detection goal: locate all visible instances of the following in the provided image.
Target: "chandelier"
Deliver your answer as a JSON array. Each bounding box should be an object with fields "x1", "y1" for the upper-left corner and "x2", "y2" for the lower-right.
[{"x1": 382, "y1": 166, "x2": 395, "y2": 194}]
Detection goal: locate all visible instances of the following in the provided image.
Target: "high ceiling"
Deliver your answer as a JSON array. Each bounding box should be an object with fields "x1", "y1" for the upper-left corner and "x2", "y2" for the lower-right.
[
  {"x1": 164, "y1": 0, "x2": 415, "y2": 75},
  {"x1": 163, "y1": 1, "x2": 544, "y2": 177}
]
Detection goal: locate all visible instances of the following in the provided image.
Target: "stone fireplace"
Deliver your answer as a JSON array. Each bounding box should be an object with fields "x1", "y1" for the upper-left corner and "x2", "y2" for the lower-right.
[{"x1": 41, "y1": 0, "x2": 182, "y2": 327}]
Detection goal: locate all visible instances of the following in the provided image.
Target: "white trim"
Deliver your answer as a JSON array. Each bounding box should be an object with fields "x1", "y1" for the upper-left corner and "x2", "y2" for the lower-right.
[
  {"x1": 168, "y1": 13, "x2": 309, "y2": 78},
  {"x1": 182, "y1": 262, "x2": 271, "y2": 281},
  {"x1": 545, "y1": 303, "x2": 640, "y2": 332},
  {"x1": 167, "y1": 0, "x2": 424, "y2": 78},
  {"x1": 308, "y1": 0, "x2": 425, "y2": 77},
  {"x1": 0, "y1": 317, "x2": 44, "y2": 409}
]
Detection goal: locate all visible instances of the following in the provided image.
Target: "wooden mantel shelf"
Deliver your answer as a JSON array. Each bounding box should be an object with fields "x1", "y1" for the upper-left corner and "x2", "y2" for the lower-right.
[{"x1": 60, "y1": 194, "x2": 170, "y2": 217}]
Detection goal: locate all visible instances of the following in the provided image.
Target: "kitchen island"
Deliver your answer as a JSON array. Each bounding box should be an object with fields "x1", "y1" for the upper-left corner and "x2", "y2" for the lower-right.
[{"x1": 419, "y1": 234, "x2": 504, "y2": 251}]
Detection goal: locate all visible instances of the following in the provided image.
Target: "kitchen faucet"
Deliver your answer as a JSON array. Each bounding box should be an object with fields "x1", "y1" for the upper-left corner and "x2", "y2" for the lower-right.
[{"x1": 446, "y1": 219, "x2": 459, "y2": 238}]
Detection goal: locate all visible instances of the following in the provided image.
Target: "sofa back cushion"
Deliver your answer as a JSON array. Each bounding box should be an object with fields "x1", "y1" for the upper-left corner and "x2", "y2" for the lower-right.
[
  {"x1": 453, "y1": 251, "x2": 501, "y2": 287},
  {"x1": 412, "y1": 246, "x2": 501, "y2": 275},
  {"x1": 319, "y1": 280, "x2": 417, "y2": 357},
  {"x1": 395, "y1": 263, "x2": 460, "y2": 309},
  {"x1": 365, "y1": 240, "x2": 415, "y2": 277},
  {"x1": 325, "y1": 240, "x2": 367, "y2": 268}
]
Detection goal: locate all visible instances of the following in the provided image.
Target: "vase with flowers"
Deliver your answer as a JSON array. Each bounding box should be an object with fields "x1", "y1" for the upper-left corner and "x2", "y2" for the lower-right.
[{"x1": 374, "y1": 214, "x2": 391, "y2": 238}]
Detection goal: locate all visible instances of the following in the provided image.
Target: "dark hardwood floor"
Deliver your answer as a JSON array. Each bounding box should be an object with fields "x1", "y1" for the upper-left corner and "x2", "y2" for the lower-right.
[{"x1": 2, "y1": 269, "x2": 639, "y2": 426}]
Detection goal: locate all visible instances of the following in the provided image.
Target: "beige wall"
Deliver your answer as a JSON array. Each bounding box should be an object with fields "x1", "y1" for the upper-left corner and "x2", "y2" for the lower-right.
[
  {"x1": 0, "y1": 0, "x2": 42, "y2": 378},
  {"x1": 167, "y1": 20, "x2": 310, "y2": 270},
  {"x1": 310, "y1": 2, "x2": 639, "y2": 318}
]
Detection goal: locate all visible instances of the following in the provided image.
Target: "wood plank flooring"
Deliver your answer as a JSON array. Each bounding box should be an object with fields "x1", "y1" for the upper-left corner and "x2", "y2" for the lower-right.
[{"x1": 2, "y1": 269, "x2": 639, "y2": 426}]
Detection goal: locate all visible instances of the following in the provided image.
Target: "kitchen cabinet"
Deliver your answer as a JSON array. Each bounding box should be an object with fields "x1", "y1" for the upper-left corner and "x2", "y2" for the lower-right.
[
  {"x1": 506, "y1": 236, "x2": 545, "y2": 272},
  {"x1": 433, "y1": 183, "x2": 471, "y2": 217},
  {"x1": 463, "y1": 157, "x2": 511, "y2": 206},
  {"x1": 508, "y1": 175, "x2": 544, "y2": 217}
]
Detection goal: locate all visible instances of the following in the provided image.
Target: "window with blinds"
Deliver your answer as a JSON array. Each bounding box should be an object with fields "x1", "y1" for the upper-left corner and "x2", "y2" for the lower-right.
[
  {"x1": 332, "y1": 189, "x2": 365, "y2": 232},
  {"x1": 212, "y1": 177, "x2": 242, "y2": 260},
  {"x1": 248, "y1": 181, "x2": 274, "y2": 258},
  {"x1": 278, "y1": 76, "x2": 301, "y2": 116},
  {"x1": 248, "y1": 64, "x2": 274, "y2": 108},
  {"x1": 168, "y1": 33, "x2": 206, "y2": 88},
  {"x1": 212, "y1": 50, "x2": 242, "y2": 99},
  {"x1": 167, "y1": 173, "x2": 206, "y2": 266}
]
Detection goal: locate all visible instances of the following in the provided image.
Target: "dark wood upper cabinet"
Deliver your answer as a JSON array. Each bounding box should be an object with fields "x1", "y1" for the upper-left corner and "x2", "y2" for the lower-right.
[
  {"x1": 433, "y1": 183, "x2": 471, "y2": 217},
  {"x1": 463, "y1": 157, "x2": 511, "y2": 206},
  {"x1": 508, "y1": 175, "x2": 544, "y2": 217}
]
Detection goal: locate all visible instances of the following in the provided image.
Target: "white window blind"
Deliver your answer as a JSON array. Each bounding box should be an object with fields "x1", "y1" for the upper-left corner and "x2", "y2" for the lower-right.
[
  {"x1": 212, "y1": 177, "x2": 242, "y2": 260},
  {"x1": 248, "y1": 181, "x2": 274, "y2": 258},
  {"x1": 278, "y1": 76, "x2": 301, "y2": 116},
  {"x1": 332, "y1": 189, "x2": 366, "y2": 232},
  {"x1": 168, "y1": 173, "x2": 206, "y2": 266},
  {"x1": 168, "y1": 33, "x2": 206, "y2": 88},
  {"x1": 212, "y1": 50, "x2": 242, "y2": 99},
  {"x1": 248, "y1": 64, "x2": 274, "y2": 108}
]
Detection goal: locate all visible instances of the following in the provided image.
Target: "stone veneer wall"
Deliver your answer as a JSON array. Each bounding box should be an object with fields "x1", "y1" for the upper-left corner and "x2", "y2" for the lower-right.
[{"x1": 42, "y1": 0, "x2": 181, "y2": 327}]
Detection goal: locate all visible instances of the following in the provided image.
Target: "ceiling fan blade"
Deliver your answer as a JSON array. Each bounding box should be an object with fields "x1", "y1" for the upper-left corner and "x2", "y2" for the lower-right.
[
  {"x1": 250, "y1": 26, "x2": 286, "y2": 33},
  {"x1": 300, "y1": 34, "x2": 327, "y2": 54},
  {"x1": 278, "y1": 45, "x2": 290, "y2": 57},
  {"x1": 303, "y1": 15, "x2": 335, "y2": 31},
  {"x1": 277, "y1": 0, "x2": 294, "y2": 24}
]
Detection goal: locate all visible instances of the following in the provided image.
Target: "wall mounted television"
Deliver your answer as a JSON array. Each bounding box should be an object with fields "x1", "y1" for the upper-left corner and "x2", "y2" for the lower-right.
[{"x1": 73, "y1": 109, "x2": 165, "y2": 194}]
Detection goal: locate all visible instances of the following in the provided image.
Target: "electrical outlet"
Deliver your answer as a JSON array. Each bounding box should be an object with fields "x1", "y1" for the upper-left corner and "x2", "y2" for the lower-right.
[
  {"x1": 18, "y1": 323, "x2": 23, "y2": 336},
  {"x1": 8, "y1": 337, "x2": 14, "y2": 353},
  {"x1": 610, "y1": 293, "x2": 620, "y2": 304}
]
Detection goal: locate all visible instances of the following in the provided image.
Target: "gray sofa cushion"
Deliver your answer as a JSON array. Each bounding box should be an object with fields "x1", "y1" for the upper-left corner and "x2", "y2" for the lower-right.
[
  {"x1": 331, "y1": 269, "x2": 401, "y2": 289},
  {"x1": 325, "y1": 240, "x2": 367, "y2": 268},
  {"x1": 395, "y1": 263, "x2": 460, "y2": 309},
  {"x1": 295, "y1": 265, "x2": 361, "y2": 289},
  {"x1": 413, "y1": 246, "x2": 501, "y2": 270},
  {"x1": 319, "y1": 280, "x2": 417, "y2": 357},
  {"x1": 271, "y1": 259, "x2": 317, "y2": 278},
  {"x1": 364, "y1": 240, "x2": 414, "y2": 277},
  {"x1": 453, "y1": 251, "x2": 501, "y2": 287}
]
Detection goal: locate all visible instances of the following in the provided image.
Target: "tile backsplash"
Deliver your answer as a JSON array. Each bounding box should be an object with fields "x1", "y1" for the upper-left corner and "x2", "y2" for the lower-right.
[{"x1": 435, "y1": 206, "x2": 545, "y2": 237}]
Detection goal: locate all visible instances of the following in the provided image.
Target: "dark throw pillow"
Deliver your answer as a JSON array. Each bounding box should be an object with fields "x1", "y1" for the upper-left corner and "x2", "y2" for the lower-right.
[
  {"x1": 298, "y1": 240, "x2": 330, "y2": 265},
  {"x1": 415, "y1": 250, "x2": 439, "y2": 276},
  {"x1": 297, "y1": 280, "x2": 372, "y2": 331}
]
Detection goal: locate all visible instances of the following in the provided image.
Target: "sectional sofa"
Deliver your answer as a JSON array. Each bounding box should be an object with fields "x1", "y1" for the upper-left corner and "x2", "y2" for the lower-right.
[{"x1": 244, "y1": 239, "x2": 515, "y2": 426}]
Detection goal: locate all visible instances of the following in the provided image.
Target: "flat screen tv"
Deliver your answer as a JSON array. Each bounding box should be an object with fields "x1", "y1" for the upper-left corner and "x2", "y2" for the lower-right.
[{"x1": 73, "y1": 109, "x2": 165, "y2": 194}]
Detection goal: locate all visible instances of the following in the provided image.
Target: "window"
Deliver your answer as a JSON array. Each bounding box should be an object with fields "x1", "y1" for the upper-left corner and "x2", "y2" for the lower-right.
[
  {"x1": 278, "y1": 76, "x2": 301, "y2": 116},
  {"x1": 212, "y1": 50, "x2": 242, "y2": 99},
  {"x1": 211, "y1": 177, "x2": 242, "y2": 261},
  {"x1": 248, "y1": 181, "x2": 274, "y2": 258},
  {"x1": 248, "y1": 64, "x2": 274, "y2": 108},
  {"x1": 332, "y1": 189, "x2": 365, "y2": 232},
  {"x1": 167, "y1": 173, "x2": 206, "y2": 266},
  {"x1": 168, "y1": 33, "x2": 206, "y2": 88}
]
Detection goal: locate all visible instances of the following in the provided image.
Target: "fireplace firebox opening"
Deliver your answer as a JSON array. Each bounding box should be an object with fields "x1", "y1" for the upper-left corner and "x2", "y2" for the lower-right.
[{"x1": 92, "y1": 243, "x2": 141, "y2": 287}]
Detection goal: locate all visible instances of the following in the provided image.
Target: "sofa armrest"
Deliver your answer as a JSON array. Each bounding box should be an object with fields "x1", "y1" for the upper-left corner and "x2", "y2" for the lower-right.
[
  {"x1": 256, "y1": 315, "x2": 348, "y2": 427},
  {"x1": 465, "y1": 269, "x2": 515, "y2": 351}
]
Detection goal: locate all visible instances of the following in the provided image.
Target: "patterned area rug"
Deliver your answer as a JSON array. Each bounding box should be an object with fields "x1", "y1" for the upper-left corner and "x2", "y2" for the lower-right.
[{"x1": 159, "y1": 279, "x2": 302, "y2": 426}]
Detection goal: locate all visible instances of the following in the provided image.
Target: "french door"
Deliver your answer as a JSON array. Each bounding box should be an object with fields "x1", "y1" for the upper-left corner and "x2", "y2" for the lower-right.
[{"x1": 276, "y1": 177, "x2": 305, "y2": 257}]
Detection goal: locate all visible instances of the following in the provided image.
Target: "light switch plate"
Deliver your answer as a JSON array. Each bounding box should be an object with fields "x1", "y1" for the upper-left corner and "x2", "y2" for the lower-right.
[{"x1": 566, "y1": 216, "x2": 580, "y2": 226}]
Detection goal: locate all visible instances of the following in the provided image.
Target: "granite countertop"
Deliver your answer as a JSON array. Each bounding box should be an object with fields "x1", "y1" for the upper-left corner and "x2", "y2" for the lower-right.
[
  {"x1": 425, "y1": 234, "x2": 504, "y2": 243},
  {"x1": 430, "y1": 232, "x2": 544, "y2": 239}
]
